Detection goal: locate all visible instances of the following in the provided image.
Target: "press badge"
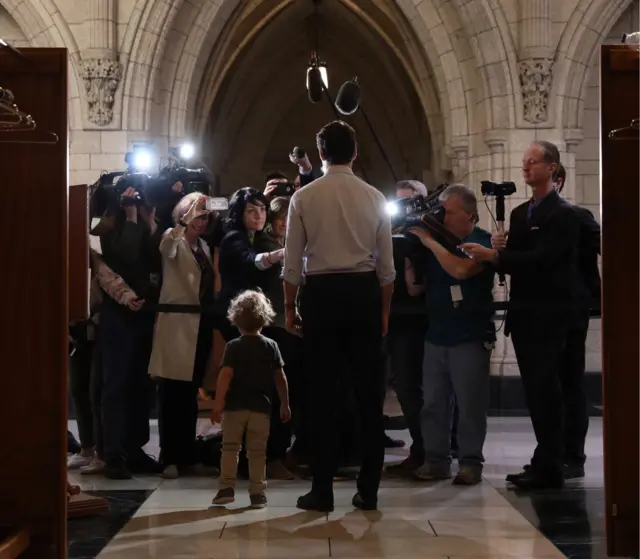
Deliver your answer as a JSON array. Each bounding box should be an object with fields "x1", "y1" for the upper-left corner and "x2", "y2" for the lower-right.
[{"x1": 450, "y1": 285, "x2": 463, "y2": 308}]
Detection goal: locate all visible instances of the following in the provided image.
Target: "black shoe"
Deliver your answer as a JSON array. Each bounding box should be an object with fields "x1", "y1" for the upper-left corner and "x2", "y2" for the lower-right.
[
  {"x1": 128, "y1": 453, "x2": 162, "y2": 474},
  {"x1": 296, "y1": 491, "x2": 334, "y2": 513},
  {"x1": 509, "y1": 471, "x2": 564, "y2": 490},
  {"x1": 505, "y1": 464, "x2": 531, "y2": 483},
  {"x1": 564, "y1": 464, "x2": 585, "y2": 480},
  {"x1": 352, "y1": 492, "x2": 377, "y2": 511},
  {"x1": 103, "y1": 462, "x2": 133, "y2": 480}
]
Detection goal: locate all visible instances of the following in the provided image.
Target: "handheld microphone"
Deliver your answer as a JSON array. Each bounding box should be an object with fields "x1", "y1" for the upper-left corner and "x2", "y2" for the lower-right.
[
  {"x1": 335, "y1": 79, "x2": 361, "y2": 116},
  {"x1": 307, "y1": 67, "x2": 324, "y2": 104}
]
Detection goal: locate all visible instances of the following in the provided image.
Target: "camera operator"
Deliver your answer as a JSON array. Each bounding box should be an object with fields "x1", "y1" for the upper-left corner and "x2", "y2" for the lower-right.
[
  {"x1": 283, "y1": 120, "x2": 395, "y2": 512},
  {"x1": 407, "y1": 184, "x2": 495, "y2": 486},
  {"x1": 263, "y1": 149, "x2": 319, "y2": 199},
  {"x1": 461, "y1": 141, "x2": 582, "y2": 490},
  {"x1": 98, "y1": 186, "x2": 163, "y2": 479},
  {"x1": 385, "y1": 180, "x2": 429, "y2": 476}
]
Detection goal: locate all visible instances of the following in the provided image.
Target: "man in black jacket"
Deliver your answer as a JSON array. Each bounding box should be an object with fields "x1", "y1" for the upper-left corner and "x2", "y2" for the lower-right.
[
  {"x1": 461, "y1": 141, "x2": 584, "y2": 490},
  {"x1": 552, "y1": 164, "x2": 601, "y2": 478}
]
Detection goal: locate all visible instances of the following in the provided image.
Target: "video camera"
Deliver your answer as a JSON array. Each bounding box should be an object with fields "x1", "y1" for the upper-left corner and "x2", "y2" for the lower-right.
[
  {"x1": 480, "y1": 180, "x2": 516, "y2": 198},
  {"x1": 387, "y1": 184, "x2": 465, "y2": 256},
  {"x1": 89, "y1": 162, "x2": 215, "y2": 220}
]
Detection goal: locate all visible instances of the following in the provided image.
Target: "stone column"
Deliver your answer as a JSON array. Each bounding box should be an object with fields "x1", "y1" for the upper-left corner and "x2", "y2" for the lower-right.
[
  {"x1": 450, "y1": 136, "x2": 469, "y2": 181},
  {"x1": 517, "y1": 0, "x2": 554, "y2": 124},
  {"x1": 563, "y1": 129, "x2": 585, "y2": 204},
  {"x1": 81, "y1": 0, "x2": 122, "y2": 127}
]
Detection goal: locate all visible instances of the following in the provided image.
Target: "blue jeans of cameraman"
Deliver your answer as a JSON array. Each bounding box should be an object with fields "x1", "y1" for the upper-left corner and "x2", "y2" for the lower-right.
[{"x1": 100, "y1": 304, "x2": 155, "y2": 471}]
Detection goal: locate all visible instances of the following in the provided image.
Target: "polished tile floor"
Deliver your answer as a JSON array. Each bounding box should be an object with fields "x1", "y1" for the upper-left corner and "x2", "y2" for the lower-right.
[{"x1": 67, "y1": 417, "x2": 605, "y2": 559}]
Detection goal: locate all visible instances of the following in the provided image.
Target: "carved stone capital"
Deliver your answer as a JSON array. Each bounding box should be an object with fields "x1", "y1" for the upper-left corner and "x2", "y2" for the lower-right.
[
  {"x1": 518, "y1": 58, "x2": 554, "y2": 124},
  {"x1": 484, "y1": 130, "x2": 508, "y2": 153},
  {"x1": 564, "y1": 128, "x2": 584, "y2": 152},
  {"x1": 81, "y1": 58, "x2": 123, "y2": 126}
]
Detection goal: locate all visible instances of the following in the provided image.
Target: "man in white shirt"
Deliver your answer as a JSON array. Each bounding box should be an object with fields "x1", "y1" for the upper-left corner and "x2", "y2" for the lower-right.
[{"x1": 283, "y1": 120, "x2": 395, "y2": 512}]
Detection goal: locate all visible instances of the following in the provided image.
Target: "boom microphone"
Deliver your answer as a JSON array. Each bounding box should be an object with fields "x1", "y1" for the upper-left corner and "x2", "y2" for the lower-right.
[
  {"x1": 307, "y1": 67, "x2": 324, "y2": 104},
  {"x1": 335, "y1": 78, "x2": 361, "y2": 116}
]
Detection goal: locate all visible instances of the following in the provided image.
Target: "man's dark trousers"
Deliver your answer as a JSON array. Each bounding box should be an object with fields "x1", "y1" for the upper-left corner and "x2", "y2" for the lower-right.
[{"x1": 301, "y1": 272, "x2": 386, "y2": 502}]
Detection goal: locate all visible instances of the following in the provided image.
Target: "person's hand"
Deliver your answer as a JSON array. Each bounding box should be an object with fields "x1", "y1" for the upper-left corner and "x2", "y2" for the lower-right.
[
  {"x1": 127, "y1": 298, "x2": 145, "y2": 311},
  {"x1": 172, "y1": 181, "x2": 184, "y2": 193},
  {"x1": 280, "y1": 403, "x2": 292, "y2": 423},
  {"x1": 382, "y1": 312, "x2": 390, "y2": 338},
  {"x1": 491, "y1": 231, "x2": 508, "y2": 249},
  {"x1": 459, "y1": 243, "x2": 498, "y2": 262},
  {"x1": 183, "y1": 195, "x2": 210, "y2": 225},
  {"x1": 122, "y1": 187, "x2": 138, "y2": 221},
  {"x1": 289, "y1": 152, "x2": 312, "y2": 174},
  {"x1": 285, "y1": 307, "x2": 303, "y2": 337},
  {"x1": 143, "y1": 207, "x2": 157, "y2": 234},
  {"x1": 264, "y1": 178, "x2": 287, "y2": 197},
  {"x1": 407, "y1": 227, "x2": 433, "y2": 246},
  {"x1": 211, "y1": 402, "x2": 224, "y2": 424}
]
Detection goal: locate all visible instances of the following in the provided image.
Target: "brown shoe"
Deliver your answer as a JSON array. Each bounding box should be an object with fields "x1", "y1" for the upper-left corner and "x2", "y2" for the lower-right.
[
  {"x1": 386, "y1": 456, "x2": 423, "y2": 476},
  {"x1": 266, "y1": 459, "x2": 295, "y2": 480},
  {"x1": 453, "y1": 466, "x2": 482, "y2": 485}
]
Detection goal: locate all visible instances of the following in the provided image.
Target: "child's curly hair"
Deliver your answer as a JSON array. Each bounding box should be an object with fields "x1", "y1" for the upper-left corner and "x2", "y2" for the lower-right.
[{"x1": 227, "y1": 290, "x2": 276, "y2": 332}]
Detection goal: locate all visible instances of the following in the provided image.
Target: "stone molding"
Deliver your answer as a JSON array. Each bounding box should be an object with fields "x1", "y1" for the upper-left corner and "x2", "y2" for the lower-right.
[
  {"x1": 81, "y1": 58, "x2": 123, "y2": 127},
  {"x1": 518, "y1": 58, "x2": 554, "y2": 124}
]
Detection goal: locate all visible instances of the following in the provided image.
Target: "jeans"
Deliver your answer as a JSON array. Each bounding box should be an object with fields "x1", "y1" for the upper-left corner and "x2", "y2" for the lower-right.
[
  {"x1": 421, "y1": 341, "x2": 491, "y2": 470},
  {"x1": 69, "y1": 341, "x2": 95, "y2": 449}
]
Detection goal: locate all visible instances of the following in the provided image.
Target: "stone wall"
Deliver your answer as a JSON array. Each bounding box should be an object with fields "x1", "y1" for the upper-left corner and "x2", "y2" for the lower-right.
[{"x1": 1, "y1": 0, "x2": 634, "y2": 377}]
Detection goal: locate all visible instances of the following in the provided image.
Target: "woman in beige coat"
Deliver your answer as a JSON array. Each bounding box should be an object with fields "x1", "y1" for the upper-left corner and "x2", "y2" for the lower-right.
[{"x1": 148, "y1": 193, "x2": 217, "y2": 479}]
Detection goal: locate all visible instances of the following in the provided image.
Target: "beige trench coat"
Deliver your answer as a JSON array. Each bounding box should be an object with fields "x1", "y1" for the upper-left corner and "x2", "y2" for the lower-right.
[{"x1": 148, "y1": 230, "x2": 212, "y2": 382}]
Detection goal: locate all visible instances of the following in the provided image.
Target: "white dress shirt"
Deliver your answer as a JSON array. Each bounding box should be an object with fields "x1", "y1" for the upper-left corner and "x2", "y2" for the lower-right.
[{"x1": 283, "y1": 165, "x2": 396, "y2": 287}]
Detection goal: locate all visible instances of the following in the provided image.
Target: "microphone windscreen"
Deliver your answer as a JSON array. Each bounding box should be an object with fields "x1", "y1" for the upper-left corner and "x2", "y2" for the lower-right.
[
  {"x1": 335, "y1": 80, "x2": 361, "y2": 116},
  {"x1": 307, "y1": 67, "x2": 324, "y2": 104}
]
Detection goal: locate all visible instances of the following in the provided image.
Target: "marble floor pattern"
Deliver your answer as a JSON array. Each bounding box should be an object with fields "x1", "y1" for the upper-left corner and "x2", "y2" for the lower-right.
[{"x1": 67, "y1": 417, "x2": 606, "y2": 559}]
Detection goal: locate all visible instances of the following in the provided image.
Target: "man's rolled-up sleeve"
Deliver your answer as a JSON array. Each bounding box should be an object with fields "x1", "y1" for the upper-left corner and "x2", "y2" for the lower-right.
[
  {"x1": 283, "y1": 195, "x2": 306, "y2": 286},
  {"x1": 376, "y1": 205, "x2": 396, "y2": 286}
]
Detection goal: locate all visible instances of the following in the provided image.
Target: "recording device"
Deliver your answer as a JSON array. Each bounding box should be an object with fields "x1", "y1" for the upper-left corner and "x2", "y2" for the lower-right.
[
  {"x1": 480, "y1": 180, "x2": 516, "y2": 287},
  {"x1": 307, "y1": 66, "x2": 324, "y2": 104},
  {"x1": 206, "y1": 197, "x2": 229, "y2": 211},
  {"x1": 292, "y1": 146, "x2": 306, "y2": 159},
  {"x1": 271, "y1": 182, "x2": 296, "y2": 197},
  {"x1": 335, "y1": 79, "x2": 361, "y2": 116},
  {"x1": 388, "y1": 184, "x2": 465, "y2": 257},
  {"x1": 89, "y1": 164, "x2": 213, "y2": 220}
]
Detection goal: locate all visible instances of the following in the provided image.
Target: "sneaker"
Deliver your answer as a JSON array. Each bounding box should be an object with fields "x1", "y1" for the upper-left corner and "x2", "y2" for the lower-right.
[
  {"x1": 67, "y1": 453, "x2": 94, "y2": 470},
  {"x1": 564, "y1": 464, "x2": 585, "y2": 480},
  {"x1": 250, "y1": 494, "x2": 267, "y2": 509},
  {"x1": 162, "y1": 465, "x2": 180, "y2": 479},
  {"x1": 413, "y1": 463, "x2": 452, "y2": 481},
  {"x1": 212, "y1": 488, "x2": 235, "y2": 506},
  {"x1": 453, "y1": 466, "x2": 482, "y2": 485},
  {"x1": 80, "y1": 458, "x2": 105, "y2": 476}
]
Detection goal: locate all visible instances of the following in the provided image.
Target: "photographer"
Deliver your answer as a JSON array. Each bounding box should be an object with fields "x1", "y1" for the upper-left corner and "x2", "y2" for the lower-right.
[
  {"x1": 263, "y1": 149, "x2": 319, "y2": 199},
  {"x1": 408, "y1": 184, "x2": 495, "y2": 486},
  {"x1": 98, "y1": 186, "x2": 163, "y2": 479},
  {"x1": 462, "y1": 141, "x2": 581, "y2": 490}
]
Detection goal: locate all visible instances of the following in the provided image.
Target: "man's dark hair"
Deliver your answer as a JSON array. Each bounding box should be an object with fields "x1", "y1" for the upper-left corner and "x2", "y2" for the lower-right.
[
  {"x1": 553, "y1": 163, "x2": 567, "y2": 192},
  {"x1": 264, "y1": 171, "x2": 288, "y2": 184},
  {"x1": 316, "y1": 120, "x2": 357, "y2": 165},
  {"x1": 226, "y1": 186, "x2": 268, "y2": 232},
  {"x1": 533, "y1": 140, "x2": 560, "y2": 167}
]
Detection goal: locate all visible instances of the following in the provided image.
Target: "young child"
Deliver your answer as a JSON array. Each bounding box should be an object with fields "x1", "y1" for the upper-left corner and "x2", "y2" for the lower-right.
[{"x1": 211, "y1": 290, "x2": 291, "y2": 509}]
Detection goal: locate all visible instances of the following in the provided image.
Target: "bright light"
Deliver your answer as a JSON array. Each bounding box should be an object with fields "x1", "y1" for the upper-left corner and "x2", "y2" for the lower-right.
[
  {"x1": 386, "y1": 202, "x2": 399, "y2": 216},
  {"x1": 306, "y1": 64, "x2": 329, "y2": 91},
  {"x1": 133, "y1": 150, "x2": 153, "y2": 171},
  {"x1": 179, "y1": 143, "x2": 195, "y2": 160}
]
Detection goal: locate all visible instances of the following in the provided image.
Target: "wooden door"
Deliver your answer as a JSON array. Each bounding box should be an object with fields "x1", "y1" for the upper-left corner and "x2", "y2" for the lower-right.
[
  {"x1": 600, "y1": 44, "x2": 639, "y2": 559},
  {"x1": 0, "y1": 48, "x2": 69, "y2": 559}
]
